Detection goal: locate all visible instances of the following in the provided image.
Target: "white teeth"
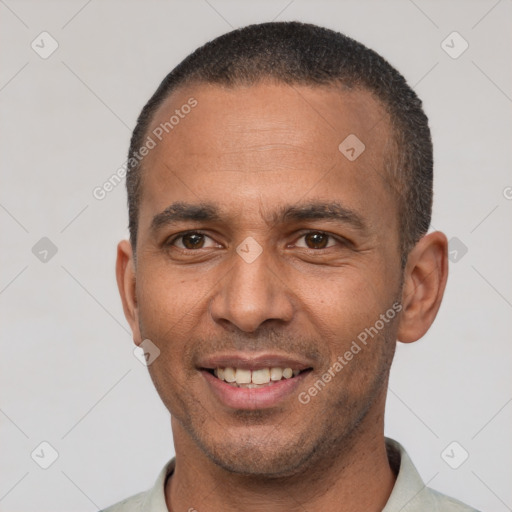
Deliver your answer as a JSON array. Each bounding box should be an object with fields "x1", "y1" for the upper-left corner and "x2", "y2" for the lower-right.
[
  {"x1": 224, "y1": 367, "x2": 236, "y2": 383},
  {"x1": 252, "y1": 368, "x2": 270, "y2": 385},
  {"x1": 270, "y1": 367, "x2": 283, "y2": 381},
  {"x1": 235, "y1": 368, "x2": 251, "y2": 384},
  {"x1": 213, "y1": 366, "x2": 302, "y2": 385},
  {"x1": 282, "y1": 368, "x2": 293, "y2": 379}
]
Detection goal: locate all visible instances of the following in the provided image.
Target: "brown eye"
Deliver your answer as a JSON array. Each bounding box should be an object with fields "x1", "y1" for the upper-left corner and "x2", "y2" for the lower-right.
[
  {"x1": 303, "y1": 232, "x2": 331, "y2": 249},
  {"x1": 172, "y1": 232, "x2": 210, "y2": 249},
  {"x1": 182, "y1": 233, "x2": 204, "y2": 249}
]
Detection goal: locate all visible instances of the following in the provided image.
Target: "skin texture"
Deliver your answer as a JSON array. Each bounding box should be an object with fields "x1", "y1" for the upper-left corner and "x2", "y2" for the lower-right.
[{"x1": 116, "y1": 82, "x2": 448, "y2": 512}]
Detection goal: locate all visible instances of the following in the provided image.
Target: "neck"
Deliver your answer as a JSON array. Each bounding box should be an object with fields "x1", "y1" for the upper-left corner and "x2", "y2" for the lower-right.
[{"x1": 166, "y1": 399, "x2": 395, "y2": 512}]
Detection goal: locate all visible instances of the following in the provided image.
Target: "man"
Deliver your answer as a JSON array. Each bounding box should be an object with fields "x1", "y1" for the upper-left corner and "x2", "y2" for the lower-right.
[{"x1": 106, "y1": 21, "x2": 478, "y2": 511}]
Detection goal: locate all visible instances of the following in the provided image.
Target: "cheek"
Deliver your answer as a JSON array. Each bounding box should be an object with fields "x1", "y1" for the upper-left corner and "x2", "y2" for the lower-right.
[
  {"x1": 293, "y1": 265, "x2": 399, "y2": 388},
  {"x1": 136, "y1": 272, "x2": 206, "y2": 411},
  {"x1": 136, "y1": 263, "x2": 210, "y2": 336},
  {"x1": 296, "y1": 268, "x2": 388, "y2": 336}
]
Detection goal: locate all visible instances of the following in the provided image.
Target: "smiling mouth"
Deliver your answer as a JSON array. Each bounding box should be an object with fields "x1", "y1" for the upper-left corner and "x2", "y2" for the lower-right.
[{"x1": 204, "y1": 367, "x2": 312, "y2": 388}]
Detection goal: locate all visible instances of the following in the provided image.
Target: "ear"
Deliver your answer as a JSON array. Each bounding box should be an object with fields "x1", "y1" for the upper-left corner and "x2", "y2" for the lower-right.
[
  {"x1": 397, "y1": 231, "x2": 449, "y2": 343},
  {"x1": 116, "y1": 240, "x2": 142, "y2": 345}
]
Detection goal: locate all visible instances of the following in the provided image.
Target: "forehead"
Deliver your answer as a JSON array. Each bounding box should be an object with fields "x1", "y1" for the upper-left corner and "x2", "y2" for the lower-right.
[
  {"x1": 147, "y1": 81, "x2": 390, "y2": 167},
  {"x1": 137, "y1": 81, "x2": 397, "y2": 235}
]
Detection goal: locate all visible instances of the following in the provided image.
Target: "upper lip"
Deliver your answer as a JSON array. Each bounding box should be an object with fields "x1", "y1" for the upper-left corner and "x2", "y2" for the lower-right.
[{"x1": 197, "y1": 352, "x2": 313, "y2": 371}]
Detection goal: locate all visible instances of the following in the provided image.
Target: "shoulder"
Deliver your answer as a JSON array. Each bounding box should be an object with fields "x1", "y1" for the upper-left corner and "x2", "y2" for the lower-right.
[
  {"x1": 427, "y1": 487, "x2": 481, "y2": 512},
  {"x1": 100, "y1": 490, "x2": 147, "y2": 512},
  {"x1": 384, "y1": 438, "x2": 480, "y2": 512},
  {"x1": 100, "y1": 459, "x2": 175, "y2": 512}
]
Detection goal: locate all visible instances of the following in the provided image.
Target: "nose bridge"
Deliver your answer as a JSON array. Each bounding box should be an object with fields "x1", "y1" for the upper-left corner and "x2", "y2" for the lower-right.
[{"x1": 210, "y1": 246, "x2": 293, "y2": 332}]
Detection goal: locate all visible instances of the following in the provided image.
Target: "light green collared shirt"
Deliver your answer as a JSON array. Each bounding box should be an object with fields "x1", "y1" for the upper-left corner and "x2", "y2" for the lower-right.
[{"x1": 102, "y1": 438, "x2": 479, "y2": 511}]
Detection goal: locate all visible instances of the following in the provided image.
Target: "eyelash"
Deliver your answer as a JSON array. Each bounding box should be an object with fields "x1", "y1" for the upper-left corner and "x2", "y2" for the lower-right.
[
  {"x1": 167, "y1": 231, "x2": 219, "y2": 250},
  {"x1": 166, "y1": 230, "x2": 345, "y2": 251}
]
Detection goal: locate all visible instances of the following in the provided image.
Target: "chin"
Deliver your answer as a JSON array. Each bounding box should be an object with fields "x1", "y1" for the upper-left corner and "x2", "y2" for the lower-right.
[
  {"x1": 195, "y1": 427, "x2": 315, "y2": 478},
  {"x1": 209, "y1": 447, "x2": 311, "y2": 479}
]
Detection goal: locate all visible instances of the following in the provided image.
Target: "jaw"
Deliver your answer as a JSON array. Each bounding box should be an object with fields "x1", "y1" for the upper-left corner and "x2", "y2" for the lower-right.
[{"x1": 166, "y1": 361, "x2": 391, "y2": 480}]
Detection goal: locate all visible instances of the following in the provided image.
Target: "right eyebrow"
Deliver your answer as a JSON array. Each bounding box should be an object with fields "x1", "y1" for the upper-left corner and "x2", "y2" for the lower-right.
[{"x1": 150, "y1": 202, "x2": 221, "y2": 233}]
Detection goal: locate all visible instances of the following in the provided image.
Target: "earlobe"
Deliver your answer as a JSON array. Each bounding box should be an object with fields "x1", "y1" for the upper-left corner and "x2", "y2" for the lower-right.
[
  {"x1": 116, "y1": 240, "x2": 142, "y2": 345},
  {"x1": 397, "y1": 231, "x2": 449, "y2": 343}
]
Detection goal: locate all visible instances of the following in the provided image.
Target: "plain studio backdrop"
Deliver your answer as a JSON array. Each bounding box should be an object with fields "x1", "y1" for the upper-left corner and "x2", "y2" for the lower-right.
[{"x1": 1, "y1": 1, "x2": 511, "y2": 511}]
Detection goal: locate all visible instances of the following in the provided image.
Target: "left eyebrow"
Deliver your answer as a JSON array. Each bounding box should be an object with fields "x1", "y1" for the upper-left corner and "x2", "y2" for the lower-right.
[{"x1": 273, "y1": 201, "x2": 367, "y2": 232}]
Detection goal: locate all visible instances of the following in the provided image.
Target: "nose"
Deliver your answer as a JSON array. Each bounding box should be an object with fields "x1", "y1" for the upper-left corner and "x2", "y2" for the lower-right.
[{"x1": 209, "y1": 248, "x2": 294, "y2": 333}]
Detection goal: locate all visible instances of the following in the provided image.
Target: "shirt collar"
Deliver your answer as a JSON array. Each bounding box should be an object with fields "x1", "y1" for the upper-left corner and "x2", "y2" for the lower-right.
[
  {"x1": 382, "y1": 437, "x2": 438, "y2": 511},
  {"x1": 139, "y1": 458, "x2": 175, "y2": 511}
]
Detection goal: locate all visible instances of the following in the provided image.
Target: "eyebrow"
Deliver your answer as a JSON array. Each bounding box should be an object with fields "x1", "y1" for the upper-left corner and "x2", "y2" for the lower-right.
[
  {"x1": 151, "y1": 202, "x2": 221, "y2": 232},
  {"x1": 274, "y1": 202, "x2": 366, "y2": 231},
  {"x1": 150, "y1": 200, "x2": 366, "y2": 233}
]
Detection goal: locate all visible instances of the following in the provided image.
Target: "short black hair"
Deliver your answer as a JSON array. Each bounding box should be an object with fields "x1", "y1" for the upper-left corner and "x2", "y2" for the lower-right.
[{"x1": 126, "y1": 21, "x2": 433, "y2": 262}]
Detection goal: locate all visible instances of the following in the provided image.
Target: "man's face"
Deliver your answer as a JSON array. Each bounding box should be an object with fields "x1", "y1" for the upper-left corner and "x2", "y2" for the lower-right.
[{"x1": 130, "y1": 82, "x2": 404, "y2": 476}]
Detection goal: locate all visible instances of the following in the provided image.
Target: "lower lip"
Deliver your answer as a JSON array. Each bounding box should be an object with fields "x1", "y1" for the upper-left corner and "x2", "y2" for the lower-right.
[{"x1": 201, "y1": 370, "x2": 308, "y2": 410}]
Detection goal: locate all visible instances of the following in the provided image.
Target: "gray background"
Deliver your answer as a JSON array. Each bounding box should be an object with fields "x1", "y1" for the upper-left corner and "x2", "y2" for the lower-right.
[{"x1": 1, "y1": 0, "x2": 511, "y2": 510}]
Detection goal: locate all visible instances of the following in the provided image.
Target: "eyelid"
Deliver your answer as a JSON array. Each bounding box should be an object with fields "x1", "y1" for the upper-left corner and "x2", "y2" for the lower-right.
[
  {"x1": 291, "y1": 230, "x2": 348, "y2": 249},
  {"x1": 166, "y1": 230, "x2": 220, "y2": 249}
]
